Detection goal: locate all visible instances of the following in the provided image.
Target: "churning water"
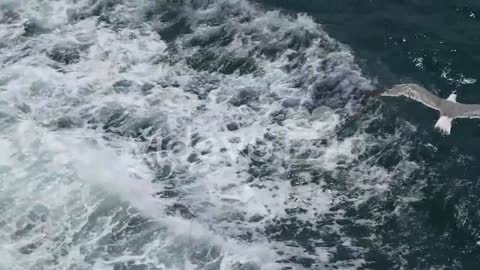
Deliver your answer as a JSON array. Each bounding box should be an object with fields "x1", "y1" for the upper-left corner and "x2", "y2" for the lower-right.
[{"x1": 2, "y1": 0, "x2": 480, "y2": 269}]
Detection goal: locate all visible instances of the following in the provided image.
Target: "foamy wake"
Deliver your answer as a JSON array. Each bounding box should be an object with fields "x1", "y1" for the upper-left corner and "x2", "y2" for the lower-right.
[{"x1": 0, "y1": 0, "x2": 418, "y2": 269}]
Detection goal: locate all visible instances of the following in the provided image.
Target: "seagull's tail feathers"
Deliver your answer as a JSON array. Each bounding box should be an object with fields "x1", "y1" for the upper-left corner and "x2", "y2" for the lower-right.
[{"x1": 434, "y1": 115, "x2": 452, "y2": 135}]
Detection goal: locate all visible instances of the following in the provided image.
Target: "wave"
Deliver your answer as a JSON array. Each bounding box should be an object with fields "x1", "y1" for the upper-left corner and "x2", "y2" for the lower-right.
[{"x1": 0, "y1": 0, "x2": 427, "y2": 269}]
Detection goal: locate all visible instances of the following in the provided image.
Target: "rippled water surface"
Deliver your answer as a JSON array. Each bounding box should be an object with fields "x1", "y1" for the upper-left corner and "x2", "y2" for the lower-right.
[{"x1": 1, "y1": 0, "x2": 480, "y2": 269}]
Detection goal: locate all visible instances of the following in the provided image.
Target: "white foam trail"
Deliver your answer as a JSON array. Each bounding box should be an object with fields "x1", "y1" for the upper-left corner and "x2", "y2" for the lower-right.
[{"x1": 0, "y1": 0, "x2": 413, "y2": 269}]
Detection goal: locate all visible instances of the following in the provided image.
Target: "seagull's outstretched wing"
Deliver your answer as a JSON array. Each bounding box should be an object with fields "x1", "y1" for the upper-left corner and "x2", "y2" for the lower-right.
[
  {"x1": 381, "y1": 84, "x2": 443, "y2": 111},
  {"x1": 455, "y1": 104, "x2": 480, "y2": 119}
]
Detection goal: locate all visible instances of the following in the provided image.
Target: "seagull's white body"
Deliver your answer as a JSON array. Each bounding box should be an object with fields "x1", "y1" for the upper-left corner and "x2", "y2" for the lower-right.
[{"x1": 381, "y1": 84, "x2": 480, "y2": 135}]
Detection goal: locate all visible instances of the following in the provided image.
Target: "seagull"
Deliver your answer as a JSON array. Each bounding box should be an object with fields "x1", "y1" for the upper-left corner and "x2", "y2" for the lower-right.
[{"x1": 373, "y1": 83, "x2": 480, "y2": 135}]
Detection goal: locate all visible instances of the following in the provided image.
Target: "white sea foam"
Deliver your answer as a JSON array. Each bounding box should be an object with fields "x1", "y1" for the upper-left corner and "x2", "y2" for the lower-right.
[{"x1": 0, "y1": 0, "x2": 418, "y2": 269}]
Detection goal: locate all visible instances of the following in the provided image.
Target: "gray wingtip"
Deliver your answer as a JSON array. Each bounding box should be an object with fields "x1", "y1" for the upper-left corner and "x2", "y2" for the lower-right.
[{"x1": 367, "y1": 90, "x2": 385, "y2": 97}]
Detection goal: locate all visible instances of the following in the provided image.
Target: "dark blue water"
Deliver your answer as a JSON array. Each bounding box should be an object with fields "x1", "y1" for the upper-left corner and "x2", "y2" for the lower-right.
[{"x1": 256, "y1": 1, "x2": 480, "y2": 268}]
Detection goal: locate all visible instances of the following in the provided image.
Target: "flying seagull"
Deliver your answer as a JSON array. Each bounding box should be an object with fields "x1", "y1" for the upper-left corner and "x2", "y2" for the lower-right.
[{"x1": 374, "y1": 83, "x2": 480, "y2": 135}]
